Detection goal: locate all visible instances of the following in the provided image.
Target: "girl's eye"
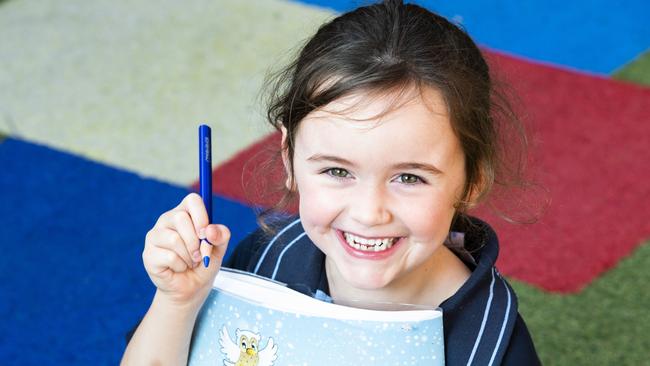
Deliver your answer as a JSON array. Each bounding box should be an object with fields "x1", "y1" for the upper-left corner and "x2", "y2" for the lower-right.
[
  {"x1": 397, "y1": 173, "x2": 423, "y2": 184},
  {"x1": 324, "y1": 168, "x2": 350, "y2": 178}
]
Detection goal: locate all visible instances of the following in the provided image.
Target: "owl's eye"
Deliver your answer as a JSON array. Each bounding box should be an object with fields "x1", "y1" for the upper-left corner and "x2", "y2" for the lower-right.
[
  {"x1": 241, "y1": 341, "x2": 246, "y2": 348},
  {"x1": 251, "y1": 343, "x2": 257, "y2": 350}
]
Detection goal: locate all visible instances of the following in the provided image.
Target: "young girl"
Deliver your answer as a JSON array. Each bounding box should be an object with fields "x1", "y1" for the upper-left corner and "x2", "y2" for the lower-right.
[{"x1": 122, "y1": 0, "x2": 540, "y2": 364}]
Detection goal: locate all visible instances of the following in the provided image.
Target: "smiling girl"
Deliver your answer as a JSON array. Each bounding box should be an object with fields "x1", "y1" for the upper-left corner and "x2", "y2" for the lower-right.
[{"x1": 122, "y1": 1, "x2": 540, "y2": 365}]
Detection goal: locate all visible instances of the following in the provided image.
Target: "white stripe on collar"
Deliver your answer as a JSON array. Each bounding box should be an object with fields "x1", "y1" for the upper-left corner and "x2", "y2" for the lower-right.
[
  {"x1": 466, "y1": 267, "x2": 496, "y2": 366},
  {"x1": 253, "y1": 218, "x2": 301, "y2": 274},
  {"x1": 488, "y1": 272, "x2": 513, "y2": 366},
  {"x1": 271, "y1": 232, "x2": 308, "y2": 280}
]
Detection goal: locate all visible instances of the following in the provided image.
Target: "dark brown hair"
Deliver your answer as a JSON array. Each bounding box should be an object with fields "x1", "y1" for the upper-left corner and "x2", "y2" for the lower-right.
[{"x1": 256, "y1": 0, "x2": 531, "y2": 232}]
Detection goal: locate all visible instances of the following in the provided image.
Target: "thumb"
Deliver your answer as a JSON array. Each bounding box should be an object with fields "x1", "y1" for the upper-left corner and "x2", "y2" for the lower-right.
[
  {"x1": 207, "y1": 224, "x2": 231, "y2": 248},
  {"x1": 198, "y1": 224, "x2": 230, "y2": 273}
]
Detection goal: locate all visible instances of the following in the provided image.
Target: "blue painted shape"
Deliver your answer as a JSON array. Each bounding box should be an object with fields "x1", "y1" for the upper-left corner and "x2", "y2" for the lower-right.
[
  {"x1": 293, "y1": 0, "x2": 650, "y2": 74},
  {"x1": 0, "y1": 138, "x2": 259, "y2": 365}
]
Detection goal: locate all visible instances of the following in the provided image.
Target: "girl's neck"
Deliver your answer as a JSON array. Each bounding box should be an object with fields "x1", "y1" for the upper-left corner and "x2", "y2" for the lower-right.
[{"x1": 325, "y1": 245, "x2": 471, "y2": 308}]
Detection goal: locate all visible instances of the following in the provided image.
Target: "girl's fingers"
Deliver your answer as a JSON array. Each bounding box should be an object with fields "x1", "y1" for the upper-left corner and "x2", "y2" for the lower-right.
[
  {"x1": 193, "y1": 225, "x2": 230, "y2": 285},
  {"x1": 165, "y1": 193, "x2": 211, "y2": 263},
  {"x1": 143, "y1": 246, "x2": 189, "y2": 275},
  {"x1": 207, "y1": 224, "x2": 230, "y2": 246},
  {"x1": 154, "y1": 194, "x2": 231, "y2": 270},
  {"x1": 199, "y1": 224, "x2": 231, "y2": 268},
  {"x1": 146, "y1": 228, "x2": 194, "y2": 268},
  {"x1": 168, "y1": 209, "x2": 201, "y2": 265},
  {"x1": 177, "y1": 193, "x2": 210, "y2": 235},
  {"x1": 156, "y1": 193, "x2": 208, "y2": 235}
]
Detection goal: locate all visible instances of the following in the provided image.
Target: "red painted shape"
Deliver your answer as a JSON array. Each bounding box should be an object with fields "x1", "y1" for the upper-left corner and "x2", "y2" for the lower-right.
[
  {"x1": 195, "y1": 50, "x2": 650, "y2": 293},
  {"x1": 479, "y1": 50, "x2": 650, "y2": 292},
  {"x1": 190, "y1": 133, "x2": 299, "y2": 212}
]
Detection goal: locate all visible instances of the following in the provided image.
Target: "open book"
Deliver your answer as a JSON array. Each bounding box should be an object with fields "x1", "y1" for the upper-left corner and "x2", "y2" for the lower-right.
[{"x1": 188, "y1": 268, "x2": 445, "y2": 365}]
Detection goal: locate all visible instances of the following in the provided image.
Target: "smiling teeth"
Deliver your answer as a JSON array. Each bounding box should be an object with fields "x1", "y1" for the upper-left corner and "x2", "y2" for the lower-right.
[{"x1": 343, "y1": 232, "x2": 397, "y2": 252}]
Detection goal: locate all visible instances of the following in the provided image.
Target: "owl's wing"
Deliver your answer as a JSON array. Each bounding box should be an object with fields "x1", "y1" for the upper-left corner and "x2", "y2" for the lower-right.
[
  {"x1": 258, "y1": 337, "x2": 278, "y2": 366},
  {"x1": 219, "y1": 325, "x2": 240, "y2": 364}
]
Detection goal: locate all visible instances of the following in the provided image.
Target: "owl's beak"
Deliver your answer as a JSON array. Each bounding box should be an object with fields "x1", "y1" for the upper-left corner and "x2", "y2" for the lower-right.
[{"x1": 246, "y1": 348, "x2": 256, "y2": 356}]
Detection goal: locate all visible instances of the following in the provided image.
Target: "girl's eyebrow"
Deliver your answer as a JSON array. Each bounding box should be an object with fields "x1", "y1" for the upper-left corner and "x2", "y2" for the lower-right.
[{"x1": 306, "y1": 154, "x2": 443, "y2": 175}]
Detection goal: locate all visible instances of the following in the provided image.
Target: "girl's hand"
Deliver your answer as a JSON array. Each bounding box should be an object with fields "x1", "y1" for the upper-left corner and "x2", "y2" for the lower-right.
[{"x1": 142, "y1": 193, "x2": 231, "y2": 308}]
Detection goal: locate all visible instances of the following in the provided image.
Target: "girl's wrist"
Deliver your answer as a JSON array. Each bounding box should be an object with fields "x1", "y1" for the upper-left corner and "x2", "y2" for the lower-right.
[
  {"x1": 122, "y1": 290, "x2": 207, "y2": 365},
  {"x1": 152, "y1": 288, "x2": 209, "y2": 315}
]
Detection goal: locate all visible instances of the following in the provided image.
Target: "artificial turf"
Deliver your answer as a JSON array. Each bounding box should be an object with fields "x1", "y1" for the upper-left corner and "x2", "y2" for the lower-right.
[
  {"x1": 517, "y1": 45, "x2": 650, "y2": 361},
  {"x1": 613, "y1": 50, "x2": 650, "y2": 87},
  {"x1": 1, "y1": 1, "x2": 647, "y2": 364},
  {"x1": 512, "y1": 241, "x2": 650, "y2": 366}
]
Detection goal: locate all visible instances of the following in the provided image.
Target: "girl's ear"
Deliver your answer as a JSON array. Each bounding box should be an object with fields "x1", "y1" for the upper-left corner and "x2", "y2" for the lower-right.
[
  {"x1": 279, "y1": 126, "x2": 294, "y2": 191},
  {"x1": 464, "y1": 165, "x2": 490, "y2": 209},
  {"x1": 464, "y1": 184, "x2": 482, "y2": 210},
  {"x1": 456, "y1": 165, "x2": 489, "y2": 212}
]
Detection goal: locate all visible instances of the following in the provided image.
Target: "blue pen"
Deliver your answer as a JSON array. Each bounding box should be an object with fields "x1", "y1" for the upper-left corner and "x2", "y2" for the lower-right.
[{"x1": 199, "y1": 124, "x2": 213, "y2": 267}]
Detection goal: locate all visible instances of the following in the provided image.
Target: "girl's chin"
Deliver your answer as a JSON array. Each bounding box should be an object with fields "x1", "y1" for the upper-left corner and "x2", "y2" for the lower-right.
[
  {"x1": 324, "y1": 249, "x2": 405, "y2": 290},
  {"x1": 338, "y1": 267, "x2": 396, "y2": 290}
]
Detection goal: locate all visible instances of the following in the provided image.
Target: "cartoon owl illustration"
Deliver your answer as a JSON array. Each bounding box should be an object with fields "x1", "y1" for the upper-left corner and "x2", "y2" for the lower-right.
[{"x1": 219, "y1": 325, "x2": 278, "y2": 366}]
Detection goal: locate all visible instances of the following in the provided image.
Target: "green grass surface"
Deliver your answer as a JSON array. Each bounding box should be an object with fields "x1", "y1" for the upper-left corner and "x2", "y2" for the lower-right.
[
  {"x1": 511, "y1": 241, "x2": 650, "y2": 366},
  {"x1": 612, "y1": 50, "x2": 650, "y2": 86}
]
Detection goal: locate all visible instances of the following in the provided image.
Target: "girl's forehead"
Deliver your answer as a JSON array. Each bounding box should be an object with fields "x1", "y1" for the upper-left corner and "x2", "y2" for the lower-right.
[
  {"x1": 300, "y1": 87, "x2": 450, "y2": 134},
  {"x1": 295, "y1": 89, "x2": 462, "y2": 168},
  {"x1": 307, "y1": 87, "x2": 447, "y2": 123}
]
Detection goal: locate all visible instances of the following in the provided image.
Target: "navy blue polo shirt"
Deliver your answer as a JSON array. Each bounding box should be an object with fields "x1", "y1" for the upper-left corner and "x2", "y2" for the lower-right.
[{"x1": 224, "y1": 215, "x2": 541, "y2": 366}]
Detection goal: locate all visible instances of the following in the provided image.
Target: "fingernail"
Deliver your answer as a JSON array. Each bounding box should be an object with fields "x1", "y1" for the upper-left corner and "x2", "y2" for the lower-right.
[
  {"x1": 203, "y1": 256, "x2": 210, "y2": 268},
  {"x1": 198, "y1": 227, "x2": 206, "y2": 239},
  {"x1": 192, "y1": 250, "x2": 201, "y2": 262}
]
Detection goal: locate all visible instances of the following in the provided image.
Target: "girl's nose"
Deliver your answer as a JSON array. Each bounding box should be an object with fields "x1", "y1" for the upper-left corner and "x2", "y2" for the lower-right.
[{"x1": 348, "y1": 184, "x2": 392, "y2": 227}]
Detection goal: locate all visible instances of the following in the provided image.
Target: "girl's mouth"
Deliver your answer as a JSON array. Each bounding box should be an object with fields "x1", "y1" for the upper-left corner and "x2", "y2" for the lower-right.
[
  {"x1": 343, "y1": 232, "x2": 396, "y2": 251},
  {"x1": 336, "y1": 229, "x2": 404, "y2": 259}
]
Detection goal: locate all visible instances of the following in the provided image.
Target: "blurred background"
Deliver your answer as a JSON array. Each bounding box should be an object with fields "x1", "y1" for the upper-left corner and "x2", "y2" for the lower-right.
[{"x1": 1, "y1": 0, "x2": 648, "y2": 364}]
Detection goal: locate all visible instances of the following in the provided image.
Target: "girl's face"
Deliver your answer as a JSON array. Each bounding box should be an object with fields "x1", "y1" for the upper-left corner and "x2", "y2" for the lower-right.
[{"x1": 288, "y1": 87, "x2": 468, "y2": 296}]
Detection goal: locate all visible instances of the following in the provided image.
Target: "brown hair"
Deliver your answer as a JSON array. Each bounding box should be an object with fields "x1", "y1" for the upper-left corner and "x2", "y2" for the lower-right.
[{"x1": 255, "y1": 0, "x2": 532, "y2": 233}]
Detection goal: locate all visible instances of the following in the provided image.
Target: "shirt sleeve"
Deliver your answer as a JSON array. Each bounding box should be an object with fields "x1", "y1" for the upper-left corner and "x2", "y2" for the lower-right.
[{"x1": 501, "y1": 313, "x2": 542, "y2": 365}]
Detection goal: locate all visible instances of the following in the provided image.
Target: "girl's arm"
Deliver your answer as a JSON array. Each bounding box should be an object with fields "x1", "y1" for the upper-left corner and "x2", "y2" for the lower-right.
[
  {"x1": 121, "y1": 291, "x2": 204, "y2": 365},
  {"x1": 120, "y1": 193, "x2": 230, "y2": 365},
  {"x1": 121, "y1": 291, "x2": 201, "y2": 365}
]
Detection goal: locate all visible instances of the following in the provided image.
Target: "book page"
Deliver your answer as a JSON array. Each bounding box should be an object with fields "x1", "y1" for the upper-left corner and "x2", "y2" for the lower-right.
[
  {"x1": 216, "y1": 268, "x2": 442, "y2": 322},
  {"x1": 190, "y1": 276, "x2": 445, "y2": 366}
]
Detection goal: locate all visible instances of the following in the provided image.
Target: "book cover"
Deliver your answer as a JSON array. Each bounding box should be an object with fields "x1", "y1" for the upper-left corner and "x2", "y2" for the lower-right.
[{"x1": 188, "y1": 268, "x2": 445, "y2": 365}]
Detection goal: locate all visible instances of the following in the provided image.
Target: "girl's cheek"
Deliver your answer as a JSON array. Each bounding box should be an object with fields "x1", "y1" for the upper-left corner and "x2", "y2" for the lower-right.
[
  {"x1": 404, "y1": 198, "x2": 456, "y2": 238},
  {"x1": 298, "y1": 180, "x2": 341, "y2": 222}
]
